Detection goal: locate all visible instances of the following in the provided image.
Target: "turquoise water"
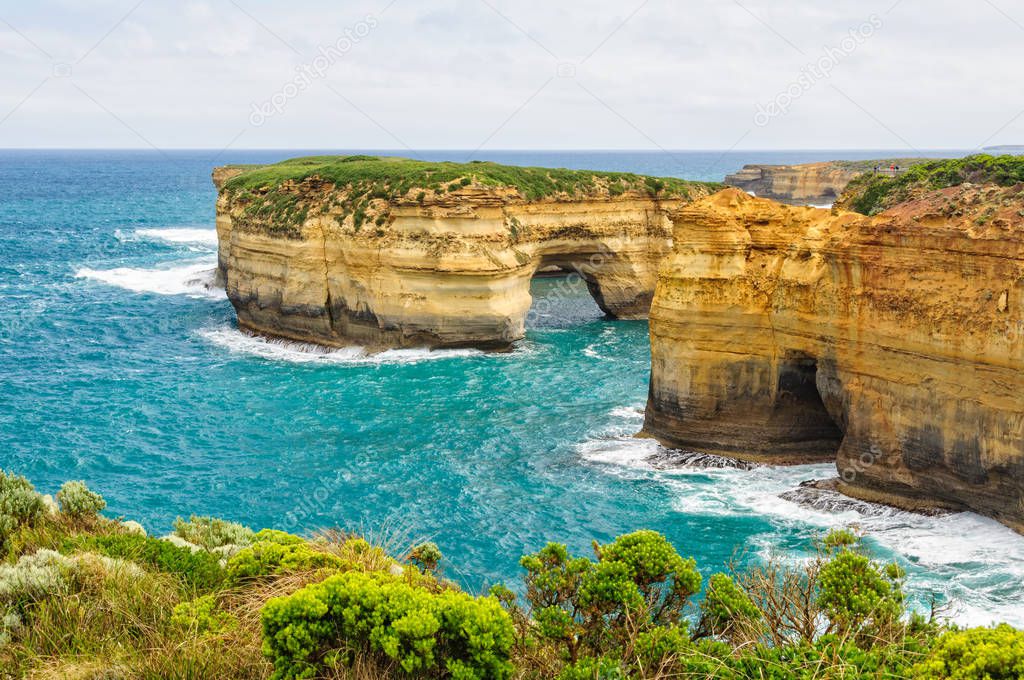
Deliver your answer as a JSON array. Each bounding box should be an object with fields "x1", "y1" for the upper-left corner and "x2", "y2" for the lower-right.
[{"x1": 1, "y1": 149, "x2": 1021, "y2": 626}]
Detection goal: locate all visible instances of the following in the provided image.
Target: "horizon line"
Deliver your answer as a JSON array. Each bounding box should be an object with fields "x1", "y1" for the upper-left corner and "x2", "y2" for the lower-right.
[{"x1": 0, "y1": 147, "x2": 987, "y2": 153}]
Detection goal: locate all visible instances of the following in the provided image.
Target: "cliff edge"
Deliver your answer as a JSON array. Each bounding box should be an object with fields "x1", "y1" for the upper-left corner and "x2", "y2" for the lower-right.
[
  {"x1": 644, "y1": 185, "x2": 1024, "y2": 530},
  {"x1": 214, "y1": 155, "x2": 718, "y2": 349},
  {"x1": 725, "y1": 158, "x2": 932, "y2": 206}
]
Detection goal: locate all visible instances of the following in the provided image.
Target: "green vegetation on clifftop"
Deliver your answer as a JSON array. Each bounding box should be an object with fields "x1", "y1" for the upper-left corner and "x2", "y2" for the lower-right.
[
  {"x1": 838, "y1": 154, "x2": 1024, "y2": 215},
  {"x1": 220, "y1": 155, "x2": 720, "y2": 237},
  {"x1": 223, "y1": 155, "x2": 714, "y2": 201},
  {"x1": 1, "y1": 469, "x2": 1023, "y2": 679}
]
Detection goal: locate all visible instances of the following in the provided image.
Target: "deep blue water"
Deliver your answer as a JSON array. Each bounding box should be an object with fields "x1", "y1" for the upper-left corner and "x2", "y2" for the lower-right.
[{"x1": 1, "y1": 149, "x2": 1021, "y2": 625}]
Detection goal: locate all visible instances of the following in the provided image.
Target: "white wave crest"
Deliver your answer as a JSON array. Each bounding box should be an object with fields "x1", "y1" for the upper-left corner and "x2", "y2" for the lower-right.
[
  {"x1": 75, "y1": 261, "x2": 220, "y2": 299},
  {"x1": 136, "y1": 227, "x2": 219, "y2": 248},
  {"x1": 576, "y1": 414, "x2": 1024, "y2": 627},
  {"x1": 198, "y1": 326, "x2": 484, "y2": 365}
]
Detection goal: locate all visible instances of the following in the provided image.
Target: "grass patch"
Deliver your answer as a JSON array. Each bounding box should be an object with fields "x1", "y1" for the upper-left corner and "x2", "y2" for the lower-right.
[
  {"x1": 839, "y1": 154, "x2": 1024, "y2": 214},
  {"x1": 219, "y1": 155, "x2": 721, "y2": 239},
  {"x1": 222, "y1": 155, "x2": 714, "y2": 202}
]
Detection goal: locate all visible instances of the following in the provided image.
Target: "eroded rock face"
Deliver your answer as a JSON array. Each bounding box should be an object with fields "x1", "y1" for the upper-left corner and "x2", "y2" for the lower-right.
[
  {"x1": 644, "y1": 186, "x2": 1024, "y2": 530},
  {"x1": 725, "y1": 162, "x2": 864, "y2": 205},
  {"x1": 214, "y1": 171, "x2": 713, "y2": 349}
]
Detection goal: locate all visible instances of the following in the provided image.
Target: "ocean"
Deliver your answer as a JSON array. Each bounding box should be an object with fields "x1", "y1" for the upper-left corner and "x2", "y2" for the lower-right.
[{"x1": 1, "y1": 148, "x2": 1021, "y2": 627}]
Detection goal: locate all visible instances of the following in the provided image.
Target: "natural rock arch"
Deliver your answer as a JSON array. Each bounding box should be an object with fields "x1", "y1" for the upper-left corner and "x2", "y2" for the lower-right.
[{"x1": 215, "y1": 166, "x2": 714, "y2": 349}]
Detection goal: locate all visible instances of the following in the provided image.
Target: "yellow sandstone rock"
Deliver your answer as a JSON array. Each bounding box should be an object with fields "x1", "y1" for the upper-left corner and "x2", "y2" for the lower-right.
[
  {"x1": 213, "y1": 165, "x2": 715, "y2": 349},
  {"x1": 644, "y1": 186, "x2": 1024, "y2": 530}
]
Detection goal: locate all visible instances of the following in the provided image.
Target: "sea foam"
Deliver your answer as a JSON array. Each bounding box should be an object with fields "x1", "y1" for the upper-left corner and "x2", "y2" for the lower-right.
[
  {"x1": 135, "y1": 227, "x2": 218, "y2": 248},
  {"x1": 578, "y1": 404, "x2": 1024, "y2": 627},
  {"x1": 75, "y1": 261, "x2": 220, "y2": 299},
  {"x1": 198, "y1": 326, "x2": 484, "y2": 366}
]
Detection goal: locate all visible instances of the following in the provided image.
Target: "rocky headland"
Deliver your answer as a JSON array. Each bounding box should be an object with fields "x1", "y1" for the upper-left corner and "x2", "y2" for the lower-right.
[
  {"x1": 214, "y1": 156, "x2": 718, "y2": 349},
  {"x1": 836, "y1": 153, "x2": 1024, "y2": 214},
  {"x1": 643, "y1": 184, "x2": 1024, "y2": 530},
  {"x1": 725, "y1": 158, "x2": 931, "y2": 206}
]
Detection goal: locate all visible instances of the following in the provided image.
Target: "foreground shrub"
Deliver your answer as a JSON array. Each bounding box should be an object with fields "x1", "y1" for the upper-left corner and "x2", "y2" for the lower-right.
[
  {"x1": 262, "y1": 570, "x2": 514, "y2": 679},
  {"x1": 818, "y1": 539, "x2": 906, "y2": 639},
  {"x1": 226, "y1": 538, "x2": 346, "y2": 582},
  {"x1": 171, "y1": 593, "x2": 238, "y2": 635},
  {"x1": 520, "y1": 530, "x2": 701, "y2": 662},
  {"x1": 173, "y1": 515, "x2": 255, "y2": 550},
  {"x1": 557, "y1": 655, "x2": 626, "y2": 679},
  {"x1": 0, "y1": 471, "x2": 44, "y2": 554},
  {"x1": 914, "y1": 624, "x2": 1024, "y2": 679},
  {"x1": 55, "y1": 480, "x2": 106, "y2": 521},
  {"x1": 698, "y1": 572, "x2": 761, "y2": 640},
  {"x1": 409, "y1": 542, "x2": 443, "y2": 572},
  {"x1": 67, "y1": 533, "x2": 224, "y2": 592}
]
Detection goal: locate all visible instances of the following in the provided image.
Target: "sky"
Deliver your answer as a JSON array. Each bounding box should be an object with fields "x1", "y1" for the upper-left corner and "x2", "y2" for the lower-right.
[{"x1": 0, "y1": 0, "x2": 1022, "y2": 150}]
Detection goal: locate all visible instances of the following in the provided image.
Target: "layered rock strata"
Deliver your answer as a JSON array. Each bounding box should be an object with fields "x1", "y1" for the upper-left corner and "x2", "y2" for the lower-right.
[
  {"x1": 725, "y1": 162, "x2": 864, "y2": 205},
  {"x1": 644, "y1": 186, "x2": 1024, "y2": 530},
  {"x1": 214, "y1": 160, "x2": 715, "y2": 349}
]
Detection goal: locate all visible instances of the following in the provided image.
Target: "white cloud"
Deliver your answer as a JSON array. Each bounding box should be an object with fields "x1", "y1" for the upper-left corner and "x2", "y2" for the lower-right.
[{"x1": 0, "y1": 0, "x2": 1021, "y2": 149}]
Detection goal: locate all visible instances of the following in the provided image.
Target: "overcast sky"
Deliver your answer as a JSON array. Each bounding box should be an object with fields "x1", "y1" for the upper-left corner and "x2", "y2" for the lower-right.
[{"x1": 1, "y1": 0, "x2": 1022, "y2": 150}]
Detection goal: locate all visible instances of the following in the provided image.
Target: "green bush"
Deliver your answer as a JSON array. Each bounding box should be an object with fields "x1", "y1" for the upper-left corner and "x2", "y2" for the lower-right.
[
  {"x1": 0, "y1": 471, "x2": 44, "y2": 548},
  {"x1": 520, "y1": 530, "x2": 702, "y2": 662},
  {"x1": 226, "y1": 539, "x2": 346, "y2": 582},
  {"x1": 556, "y1": 655, "x2": 626, "y2": 679},
  {"x1": 914, "y1": 624, "x2": 1024, "y2": 679},
  {"x1": 818, "y1": 549, "x2": 905, "y2": 637},
  {"x1": 67, "y1": 533, "x2": 224, "y2": 592},
  {"x1": 171, "y1": 594, "x2": 237, "y2": 635},
  {"x1": 699, "y1": 573, "x2": 760, "y2": 638},
  {"x1": 55, "y1": 480, "x2": 106, "y2": 520},
  {"x1": 173, "y1": 515, "x2": 255, "y2": 550},
  {"x1": 408, "y1": 542, "x2": 443, "y2": 572},
  {"x1": 841, "y1": 154, "x2": 1024, "y2": 214},
  {"x1": 252, "y1": 528, "x2": 305, "y2": 546},
  {"x1": 262, "y1": 570, "x2": 514, "y2": 680},
  {"x1": 0, "y1": 549, "x2": 81, "y2": 648}
]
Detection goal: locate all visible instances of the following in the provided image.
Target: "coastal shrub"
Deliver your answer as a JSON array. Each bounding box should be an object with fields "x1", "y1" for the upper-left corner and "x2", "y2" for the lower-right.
[
  {"x1": 841, "y1": 153, "x2": 1024, "y2": 214},
  {"x1": 632, "y1": 626, "x2": 735, "y2": 678},
  {"x1": 226, "y1": 538, "x2": 346, "y2": 582},
  {"x1": 261, "y1": 570, "x2": 515, "y2": 680},
  {"x1": 171, "y1": 594, "x2": 237, "y2": 635},
  {"x1": 520, "y1": 530, "x2": 701, "y2": 662},
  {"x1": 55, "y1": 480, "x2": 106, "y2": 520},
  {"x1": 724, "y1": 636, "x2": 924, "y2": 679},
  {"x1": 408, "y1": 542, "x2": 443, "y2": 573},
  {"x1": 914, "y1": 624, "x2": 1024, "y2": 679},
  {"x1": 818, "y1": 547, "x2": 905, "y2": 638},
  {"x1": 0, "y1": 549, "x2": 79, "y2": 649},
  {"x1": 173, "y1": 515, "x2": 255, "y2": 550},
  {"x1": 252, "y1": 528, "x2": 305, "y2": 545},
  {"x1": 0, "y1": 549, "x2": 78, "y2": 605},
  {"x1": 67, "y1": 533, "x2": 225, "y2": 592},
  {"x1": 699, "y1": 572, "x2": 761, "y2": 639},
  {"x1": 0, "y1": 471, "x2": 44, "y2": 545}
]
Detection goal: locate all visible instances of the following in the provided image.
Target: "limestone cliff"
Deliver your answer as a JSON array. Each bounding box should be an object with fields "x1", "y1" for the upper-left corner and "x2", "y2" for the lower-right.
[
  {"x1": 644, "y1": 186, "x2": 1024, "y2": 530},
  {"x1": 725, "y1": 159, "x2": 932, "y2": 206},
  {"x1": 214, "y1": 156, "x2": 717, "y2": 349}
]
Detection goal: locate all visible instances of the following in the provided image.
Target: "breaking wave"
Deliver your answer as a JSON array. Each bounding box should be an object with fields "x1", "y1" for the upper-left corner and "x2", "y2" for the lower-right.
[
  {"x1": 197, "y1": 326, "x2": 485, "y2": 366},
  {"x1": 75, "y1": 260, "x2": 220, "y2": 299},
  {"x1": 577, "y1": 404, "x2": 1024, "y2": 627}
]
